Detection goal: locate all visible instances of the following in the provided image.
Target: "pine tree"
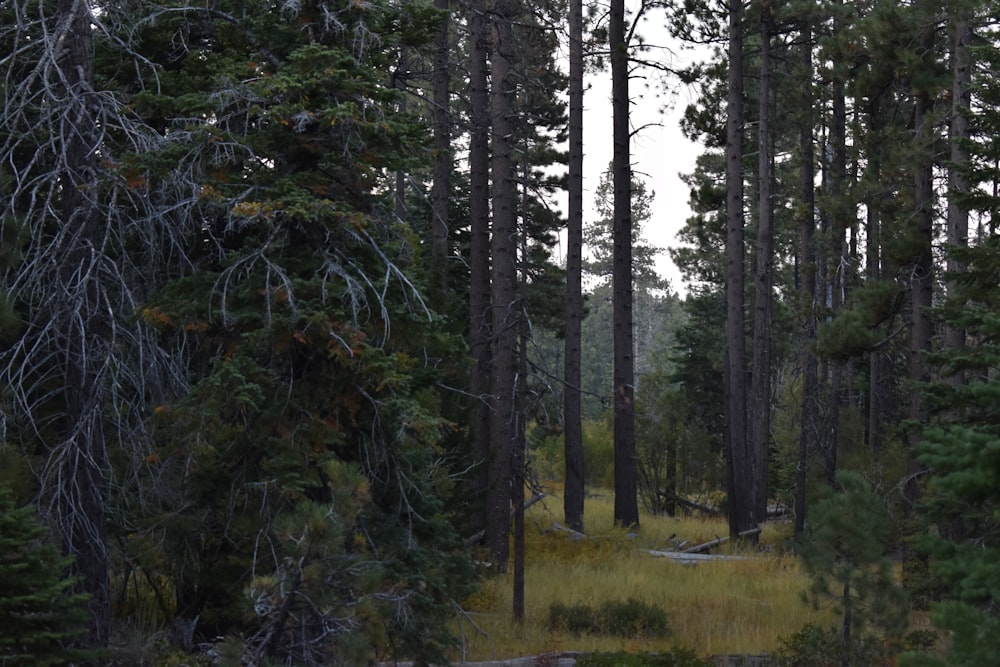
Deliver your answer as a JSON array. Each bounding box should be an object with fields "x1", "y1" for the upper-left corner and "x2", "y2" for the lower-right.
[
  {"x1": 0, "y1": 485, "x2": 92, "y2": 666},
  {"x1": 801, "y1": 471, "x2": 909, "y2": 666}
]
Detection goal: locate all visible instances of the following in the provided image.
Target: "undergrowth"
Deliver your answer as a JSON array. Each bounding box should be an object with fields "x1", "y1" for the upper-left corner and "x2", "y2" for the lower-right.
[{"x1": 453, "y1": 490, "x2": 832, "y2": 662}]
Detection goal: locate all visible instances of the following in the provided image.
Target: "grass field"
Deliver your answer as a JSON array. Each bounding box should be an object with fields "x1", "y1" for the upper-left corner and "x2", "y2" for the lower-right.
[{"x1": 450, "y1": 489, "x2": 834, "y2": 662}]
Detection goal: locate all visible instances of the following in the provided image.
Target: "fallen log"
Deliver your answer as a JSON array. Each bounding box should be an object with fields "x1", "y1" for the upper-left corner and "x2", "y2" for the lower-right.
[
  {"x1": 682, "y1": 527, "x2": 761, "y2": 554},
  {"x1": 648, "y1": 550, "x2": 751, "y2": 564},
  {"x1": 657, "y1": 490, "x2": 723, "y2": 516}
]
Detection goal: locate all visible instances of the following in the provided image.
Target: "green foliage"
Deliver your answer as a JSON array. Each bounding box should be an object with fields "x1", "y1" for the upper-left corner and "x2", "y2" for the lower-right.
[
  {"x1": 908, "y1": 235, "x2": 1000, "y2": 667},
  {"x1": 576, "y1": 648, "x2": 713, "y2": 667},
  {"x1": 777, "y1": 623, "x2": 939, "y2": 667},
  {"x1": 546, "y1": 598, "x2": 670, "y2": 638},
  {"x1": 107, "y1": 1, "x2": 478, "y2": 663},
  {"x1": 799, "y1": 471, "x2": 908, "y2": 665},
  {"x1": 547, "y1": 601, "x2": 599, "y2": 635},
  {"x1": 0, "y1": 484, "x2": 93, "y2": 666},
  {"x1": 584, "y1": 417, "x2": 616, "y2": 488}
]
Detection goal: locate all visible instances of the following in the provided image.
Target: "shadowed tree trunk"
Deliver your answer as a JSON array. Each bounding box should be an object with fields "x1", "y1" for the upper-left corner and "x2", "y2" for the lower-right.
[
  {"x1": 486, "y1": 0, "x2": 518, "y2": 570},
  {"x1": 946, "y1": 12, "x2": 970, "y2": 373},
  {"x1": 430, "y1": 0, "x2": 451, "y2": 300},
  {"x1": 563, "y1": 0, "x2": 585, "y2": 535},
  {"x1": 468, "y1": 0, "x2": 493, "y2": 537},
  {"x1": 724, "y1": 0, "x2": 750, "y2": 541},
  {"x1": 906, "y1": 30, "x2": 935, "y2": 511},
  {"x1": 610, "y1": 0, "x2": 639, "y2": 529},
  {"x1": 795, "y1": 18, "x2": 817, "y2": 541},
  {"x1": 749, "y1": 11, "x2": 773, "y2": 533},
  {"x1": 55, "y1": 0, "x2": 111, "y2": 649}
]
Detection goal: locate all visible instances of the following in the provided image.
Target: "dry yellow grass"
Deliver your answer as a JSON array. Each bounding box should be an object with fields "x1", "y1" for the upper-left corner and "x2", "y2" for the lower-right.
[{"x1": 451, "y1": 491, "x2": 834, "y2": 662}]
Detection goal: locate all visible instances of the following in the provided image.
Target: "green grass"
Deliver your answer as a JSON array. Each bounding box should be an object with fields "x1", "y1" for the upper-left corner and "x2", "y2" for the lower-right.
[{"x1": 451, "y1": 489, "x2": 833, "y2": 662}]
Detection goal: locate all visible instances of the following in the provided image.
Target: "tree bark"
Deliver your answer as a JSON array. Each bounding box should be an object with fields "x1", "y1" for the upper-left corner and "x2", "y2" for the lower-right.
[
  {"x1": 749, "y1": 12, "x2": 773, "y2": 533},
  {"x1": 486, "y1": 0, "x2": 518, "y2": 570},
  {"x1": 795, "y1": 19, "x2": 817, "y2": 541},
  {"x1": 563, "y1": 0, "x2": 585, "y2": 535},
  {"x1": 610, "y1": 0, "x2": 639, "y2": 529},
  {"x1": 724, "y1": 0, "x2": 750, "y2": 540},
  {"x1": 55, "y1": 0, "x2": 111, "y2": 650},
  {"x1": 430, "y1": 0, "x2": 451, "y2": 300},
  {"x1": 825, "y1": 23, "x2": 848, "y2": 485},
  {"x1": 907, "y1": 49, "x2": 935, "y2": 511},
  {"x1": 468, "y1": 0, "x2": 493, "y2": 537},
  {"x1": 945, "y1": 13, "x2": 971, "y2": 371}
]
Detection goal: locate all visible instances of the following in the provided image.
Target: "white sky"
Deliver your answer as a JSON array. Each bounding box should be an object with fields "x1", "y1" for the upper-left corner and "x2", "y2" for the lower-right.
[{"x1": 578, "y1": 43, "x2": 709, "y2": 297}]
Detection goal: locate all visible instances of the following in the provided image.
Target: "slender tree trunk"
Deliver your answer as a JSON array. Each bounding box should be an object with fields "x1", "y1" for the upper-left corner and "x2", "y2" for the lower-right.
[
  {"x1": 794, "y1": 20, "x2": 817, "y2": 541},
  {"x1": 610, "y1": 0, "x2": 638, "y2": 529},
  {"x1": 749, "y1": 13, "x2": 773, "y2": 533},
  {"x1": 946, "y1": 13, "x2": 971, "y2": 370},
  {"x1": 513, "y1": 171, "x2": 530, "y2": 620},
  {"x1": 563, "y1": 0, "x2": 585, "y2": 534},
  {"x1": 430, "y1": 0, "x2": 451, "y2": 299},
  {"x1": 724, "y1": 0, "x2": 749, "y2": 540},
  {"x1": 486, "y1": 0, "x2": 518, "y2": 571},
  {"x1": 468, "y1": 0, "x2": 493, "y2": 536},
  {"x1": 54, "y1": 0, "x2": 110, "y2": 650},
  {"x1": 865, "y1": 97, "x2": 886, "y2": 454},
  {"x1": 907, "y1": 60, "x2": 935, "y2": 511},
  {"x1": 825, "y1": 45, "x2": 848, "y2": 485},
  {"x1": 394, "y1": 43, "x2": 409, "y2": 222}
]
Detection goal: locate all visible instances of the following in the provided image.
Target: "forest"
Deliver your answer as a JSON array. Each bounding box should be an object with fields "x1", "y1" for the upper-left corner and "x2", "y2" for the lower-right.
[{"x1": 0, "y1": 0, "x2": 997, "y2": 665}]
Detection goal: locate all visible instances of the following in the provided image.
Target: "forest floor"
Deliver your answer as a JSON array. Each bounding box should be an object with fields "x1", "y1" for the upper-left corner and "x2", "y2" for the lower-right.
[{"x1": 448, "y1": 487, "x2": 831, "y2": 664}]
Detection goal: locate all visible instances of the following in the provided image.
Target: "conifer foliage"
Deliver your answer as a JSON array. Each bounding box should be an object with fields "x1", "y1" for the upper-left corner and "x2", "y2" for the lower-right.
[{"x1": 0, "y1": 485, "x2": 92, "y2": 666}]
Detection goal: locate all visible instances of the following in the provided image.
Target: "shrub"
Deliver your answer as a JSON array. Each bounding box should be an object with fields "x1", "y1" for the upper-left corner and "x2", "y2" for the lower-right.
[
  {"x1": 546, "y1": 598, "x2": 670, "y2": 639},
  {"x1": 547, "y1": 601, "x2": 599, "y2": 635},
  {"x1": 599, "y1": 598, "x2": 670, "y2": 638}
]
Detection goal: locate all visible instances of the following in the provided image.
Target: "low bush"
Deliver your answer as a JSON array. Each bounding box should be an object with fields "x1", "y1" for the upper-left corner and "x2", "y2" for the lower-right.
[
  {"x1": 546, "y1": 598, "x2": 670, "y2": 639},
  {"x1": 600, "y1": 598, "x2": 670, "y2": 637},
  {"x1": 548, "y1": 601, "x2": 599, "y2": 635}
]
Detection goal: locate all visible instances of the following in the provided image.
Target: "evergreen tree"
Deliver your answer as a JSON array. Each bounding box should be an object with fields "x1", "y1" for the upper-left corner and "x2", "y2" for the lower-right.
[
  {"x1": 801, "y1": 471, "x2": 909, "y2": 667},
  {"x1": 116, "y1": 0, "x2": 477, "y2": 661},
  {"x1": 0, "y1": 484, "x2": 92, "y2": 666}
]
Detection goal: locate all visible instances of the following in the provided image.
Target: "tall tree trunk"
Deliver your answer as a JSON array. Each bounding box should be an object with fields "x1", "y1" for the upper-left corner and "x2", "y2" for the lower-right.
[
  {"x1": 749, "y1": 13, "x2": 773, "y2": 532},
  {"x1": 794, "y1": 19, "x2": 817, "y2": 541},
  {"x1": 563, "y1": 0, "x2": 585, "y2": 534},
  {"x1": 724, "y1": 0, "x2": 749, "y2": 540},
  {"x1": 907, "y1": 42, "x2": 935, "y2": 511},
  {"x1": 430, "y1": 0, "x2": 451, "y2": 300},
  {"x1": 486, "y1": 0, "x2": 518, "y2": 570},
  {"x1": 865, "y1": 96, "x2": 887, "y2": 454},
  {"x1": 513, "y1": 169, "x2": 530, "y2": 620},
  {"x1": 468, "y1": 0, "x2": 493, "y2": 536},
  {"x1": 825, "y1": 40, "x2": 848, "y2": 485},
  {"x1": 610, "y1": 0, "x2": 638, "y2": 529},
  {"x1": 946, "y1": 13, "x2": 971, "y2": 370},
  {"x1": 394, "y1": 45, "x2": 409, "y2": 222},
  {"x1": 54, "y1": 0, "x2": 110, "y2": 649}
]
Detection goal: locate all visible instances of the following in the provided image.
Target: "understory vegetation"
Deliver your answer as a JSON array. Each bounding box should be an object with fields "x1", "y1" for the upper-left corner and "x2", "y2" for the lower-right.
[{"x1": 455, "y1": 492, "x2": 832, "y2": 661}]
